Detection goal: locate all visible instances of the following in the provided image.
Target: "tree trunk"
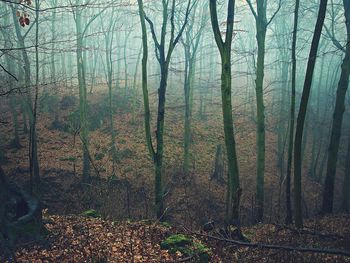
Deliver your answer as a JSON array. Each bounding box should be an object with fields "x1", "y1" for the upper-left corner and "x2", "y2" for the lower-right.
[
  {"x1": 50, "y1": 0, "x2": 57, "y2": 85},
  {"x1": 294, "y1": 0, "x2": 328, "y2": 228},
  {"x1": 255, "y1": 28, "x2": 267, "y2": 223},
  {"x1": 30, "y1": 0, "x2": 41, "y2": 191},
  {"x1": 75, "y1": 9, "x2": 90, "y2": 182},
  {"x1": 341, "y1": 135, "x2": 350, "y2": 212},
  {"x1": 210, "y1": 0, "x2": 241, "y2": 226},
  {"x1": 221, "y1": 50, "x2": 241, "y2": 224},
  {"x1": 154, "y1": 65, "x2": 169, "y2": 219},
  {"x1": 103, "y1": 15, "x2": 118, "y2": 177},
  {"x1": 11, "y1": 4, "x2": 40, "y2": 189},
  {"x1": 321, "y1": 0, "x2": 350, "y2": 213}
]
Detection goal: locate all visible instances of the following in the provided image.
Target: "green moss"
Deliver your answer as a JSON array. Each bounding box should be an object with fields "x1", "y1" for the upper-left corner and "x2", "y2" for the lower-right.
[
  {"x1": 193, "y1": 241, "x2": 211, "y2": 262},
  {"x1": 161, "y1": 234, "x2": 211, "y2": 262},
  {"x1": 81, "y1": 209, "x2": 101, "y2": 218},
  {"x1": 161, "y1": 234, "x2": 192, "y2": 251},
  {"x1": 193, "y1": 241, "x2": 210, "y2": 254}
]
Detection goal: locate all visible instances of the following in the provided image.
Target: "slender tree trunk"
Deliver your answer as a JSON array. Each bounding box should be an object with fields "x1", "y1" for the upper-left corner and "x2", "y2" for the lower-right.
[
  {"x1": 0, "y1": 15, "x2": 21, "y2": 148},
  {"x1": 154, "y1": 64, "x2": 169, "y2": 218},
  {"x1": 137, "y1": 0, "x2": 154, "y2": 161},
  {"x1": 124, "y1": 31, "x2": 131, "y2": 99},
  {"x1": 75, "y1": 9, "x2": 90, "y2": 182},
  {"x1": 30, "y1": 0, "x2": 41, "y2": 191},
  {"x1": 138, "y1": 0, "x2": 192, "y2": 219},
  {"x1": 341, "y1": 135, "x2": 350, "y2": 212},
  {"x1": 183, "y1": 48, "x2": 191, "y2": 175},
  {"x1": 51, "y1": 0, "x2": 57, "y2": 85},
  {"x1": 132, "y1": 44, "x2": 143, "y2": 121},
  {"x1": 255, "y1": 29, "x2": 267, "y2": 223},
  {"x1": 105, "y1": 19, "x2": 117, "y2": 177},
  {"x1": 294, "y1": 0, "x2": 328, "y2": 228},
  {"x1": 321, "y1": 0, "x2": 350, "y2": 214},
  {"x1": 11, "y1": 4, "x2": 40, "y2": 189},
  {"x1": 221, "y1": 50, "x2": 241, "y2": 224},
  {"x1": 309, "y1": 55, "x2": 325, "y2": 179},
  {"x1": 247, "y1": 0, "x2": 272, "y2": 223},
  {"x1": 210, "y1": 0, "x2": 241, "y2": 225}
]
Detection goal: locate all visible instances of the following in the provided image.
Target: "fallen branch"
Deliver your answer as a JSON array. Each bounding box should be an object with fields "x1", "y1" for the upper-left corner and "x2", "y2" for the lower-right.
[{"x1": 191, "y1": 231, "x2": 350, "y2": 257}]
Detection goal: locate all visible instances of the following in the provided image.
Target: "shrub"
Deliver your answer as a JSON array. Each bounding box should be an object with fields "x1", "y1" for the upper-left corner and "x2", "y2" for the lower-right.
[
  {"x1": 60, "y1": 95, "x2": 77, "y2": 110},
  {"x1": 40, "y1": 92, "x2": 59, "y2": 114}
]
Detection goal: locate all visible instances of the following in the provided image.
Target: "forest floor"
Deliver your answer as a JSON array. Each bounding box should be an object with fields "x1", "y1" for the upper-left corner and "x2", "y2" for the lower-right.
[
  {"x1": 1, "y1": 213, "x2": 350, "y2": 262},
  {"x1": 0, "y1": 86, "x2": 349, "y2": 262}
]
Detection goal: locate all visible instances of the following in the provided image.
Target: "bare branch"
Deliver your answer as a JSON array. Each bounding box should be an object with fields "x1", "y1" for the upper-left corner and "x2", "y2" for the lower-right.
[
  {"x1": 144, "y1": 15, "x2": 161, "y2": 50},
  {"x1": 266, "y1": 0, "x2": 282, "y2": 27},
  {"x1": 0, "y1": 63, "x2": 18, "y2": 81},
  {"x1": 324, "y1": 24, "x2": 346, "y2": 52},
  {"x1": 246, "y1": 0, "x2": 257, "y2": 19},
  {"x1": 209, "y1": 0, "x2": 224, "y2": 52}
]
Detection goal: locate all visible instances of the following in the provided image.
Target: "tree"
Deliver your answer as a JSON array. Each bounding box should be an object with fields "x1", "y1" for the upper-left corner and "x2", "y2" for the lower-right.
[
  {"x1": 101, "y1": 8, "x2": 118, "y2": 177},
  {"x1": 321, "y1": 0, "x2": 350, "y2": 214},
  {"x1": 285, "y1": 0, "x2": 300, "y2": 225},
  {"x1": 209, "y1": 0, "x2": 241, "y2": 226},
  {"x1": 246, "y1": 0, "x2": 281, "y2": 223},
  {"x1": 29, "y1": 0, "x2": 40, "y2": 192},
  {"x1": 181, "y1": 1, "x2": 207, "y2": 175},
  {"x1": 341, "y1": 134, "x2": 350, "y2": 212},
  {"x1": 10, "y1": 1, "x2": 40, "y2": 190},
  {"x1": 137, "y1": 0, "x2": 193, "y2": 219},
  {"x1": 294, "y1": 0, "x2": 328, "y2": 228},
  {"x1": 72, "y1": 2, "x2": 107, "y2": 182},
  {"x1": 0, "y1": 6, "x2": 21, "y2": 149},
  {"x1": 49, "y1": 0, "x2": 58, "y2": 85}
]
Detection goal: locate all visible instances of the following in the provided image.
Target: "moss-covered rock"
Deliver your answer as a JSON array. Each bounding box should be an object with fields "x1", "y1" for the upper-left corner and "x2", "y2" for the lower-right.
[
  {"x1": 161, "y1": 234, "x2": 210, "y2": 262},
  {"x1": 161, "y1": 234, "x2": 192, "y2": 251}
]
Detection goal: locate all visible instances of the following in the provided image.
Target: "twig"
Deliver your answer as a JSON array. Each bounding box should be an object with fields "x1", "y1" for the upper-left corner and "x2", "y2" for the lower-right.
[{"x1": 0, "y1": 63, "x2": 18, "y2": 81}]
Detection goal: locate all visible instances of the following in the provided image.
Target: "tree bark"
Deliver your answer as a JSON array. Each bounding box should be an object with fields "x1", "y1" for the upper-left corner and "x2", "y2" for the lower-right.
[
  {"x1": 341, "y1": 135, "x2": 350, "y2": 212},
  {"x1": 321, "y1": 0, "x2": 350, "y2": 214},
  {"x1": 209, "y1": 0, "x2": 241, "y2": 225},
  {"x1": 294, "y1": 0, "x2": 328, "y2": 228}
]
